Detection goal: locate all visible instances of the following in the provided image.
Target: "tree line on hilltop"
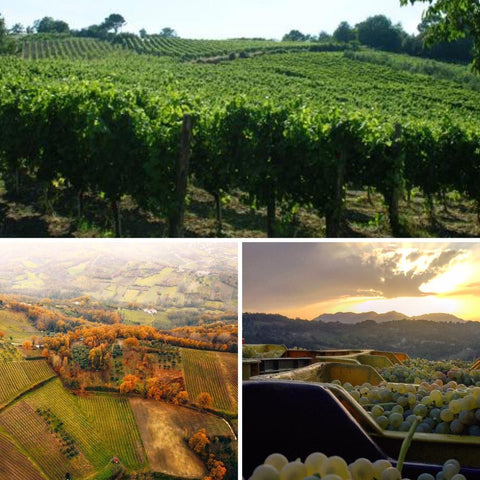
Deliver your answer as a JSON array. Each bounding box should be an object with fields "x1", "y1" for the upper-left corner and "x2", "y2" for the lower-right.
[
  {"x1": 0, "y1": 1, "x2": 478, "y2": 68},
  {"x1": 283, "y1": 14, "x2": 473, "y2": 65},
  {"x1": 243, "y1": 312, "x2": 480, "y2": 361}
]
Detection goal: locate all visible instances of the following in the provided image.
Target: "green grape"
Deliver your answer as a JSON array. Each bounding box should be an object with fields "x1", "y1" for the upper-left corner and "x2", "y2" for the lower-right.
[
  {"x1": 349, "y1": 458, "x2": 375, "y2": 480},
  {"x1": 320, "y1": 456, "x2": 350, "y2": 480},
  {"x1": 460, "y1": 395, "x2": 476, "y2": 411},
  {"x1": 322, "y1": 475, "x2": 344, "y2": 480},
  {"x1": 417, "y1": 474, "x2": 435, "y2": 480},
  {"x1": 250, "y1": 464, "x2": 280, "y2": 480},
  {"x1": 442, "y1": 461, "x2": 460, "y2": 480},
  {"x1": 392, "y1": 405, "x2": 404, "y2": 415},
  {"x1": 430, "y1": 390, "x2": 443, "y2": 406},
  {"x1": 449, "y1": 420, "x2": 464, "y2": 435},
  {"x1": 449, "y1": 400, "x2": 462, "y2": 415},
  {"x1": 400, "y1": 421, "x2": 412, "y2": 432},
  {"x1": 443, "y1": 460, "x2": 460, "y2": 471},
  {"x1": 413, "y1": 404, "x2": 428, "y2": 418},
  {"x1": 280, "y1": 461, "x2": 307, "y2": 480},
  {"x1": 304, "y1": 452, "x2": 327, "y2": 476},
  {"x1": 372, "y1": 459, "x2": 393, "y2": 480},
  {"x1": 458, "y1": 410, "x2": 474, "y2": 425},
  {"x1": 434, "y1": 422, "x2": 450, "y2": 434},
  {"x1": 376, "y1": 415, "x2": 389, "y2": 429},
  {"x1": 471, "y1": 387, "x2": 480, "y2": 399},
  {"x1": 440, "y1": 409, "x2": 454, "y2": 422},
  {"x1": 389, "y1": 412, "x2": 404, "y2": 429},
  {"x1": 381, "y1": 466, "x2": 401, "y2": 480},
  {"x1": 372, "y1": 405, "x2": 385, "y2": 418},
  {"x1": 265, "y1": 453, "x2": 289, "y2": 472}
]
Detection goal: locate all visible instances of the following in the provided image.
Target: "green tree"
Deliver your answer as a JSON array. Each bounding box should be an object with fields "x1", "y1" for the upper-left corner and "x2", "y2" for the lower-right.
[
  {"x1": 0, "y1": 15, "x2": 15, "y2": 54},
  {"x1": 333, "y1": 21, "x2": 356, "y2": 43},
  {"x1": 159, "y1": 27, "x2": 177, "y2": 38},
  {"x1": 356, "y1": 15, "x2": 404, "y2": 52},
  {"x1": 102, "y1": 13, "x2": 126, "y2": 34},
  {"x1": 35, "y1": 16, "x2": 70, "y2": 33},
  {"x1": 317, "y1": 31, "x2": 331, "y2": 42},
  {"x1": 400, "y1": 0, "x2": 480, "y2": 72},
  {"x1": 9, "y1": 23, "x2": 24, "y2": 34},
  {"x1": 282, "y1": 29, "x2": 307, "y2": 41}
]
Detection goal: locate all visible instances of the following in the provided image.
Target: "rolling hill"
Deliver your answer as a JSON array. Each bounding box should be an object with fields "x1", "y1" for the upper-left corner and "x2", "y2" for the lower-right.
[
  {"x1": 312, "y1": 311, "x2": 465, "y2": 324},
  {"x1": 0, "y1": 242, "x2": 237, "y2": 313}
]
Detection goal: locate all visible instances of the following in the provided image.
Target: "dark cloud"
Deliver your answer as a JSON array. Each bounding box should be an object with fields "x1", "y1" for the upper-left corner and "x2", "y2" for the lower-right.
[{"x1": 242, "y1": 242, "x2": 473, "y2": 314}]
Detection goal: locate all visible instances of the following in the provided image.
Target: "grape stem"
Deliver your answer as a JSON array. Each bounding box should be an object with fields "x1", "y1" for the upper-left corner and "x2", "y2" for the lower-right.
[{"x1": 397, "y1": 415, "x2": 421, "y2": 475}]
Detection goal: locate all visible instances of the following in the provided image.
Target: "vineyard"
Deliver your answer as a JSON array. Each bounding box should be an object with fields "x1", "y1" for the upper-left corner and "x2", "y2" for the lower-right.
[
  {"x1": 0, "y1": 309, "x2": 41, "y2": 343},
  {"x1": 0, "y1": 378, "x2": 149, "y2": 478},
  {"x1": 75, "y1": 393, "x2": 148, "y2": 470},
  {"x1": 0, "y1": 401, "x2": 93, "y2": 479},
  {"x1": 181, "y1": 348, "x2": 238, "y2": 413},
  {"x1": 0, "y1": 45, "x2": 480, "y2": 236},
  {"x1": 0, "y1": 428, "x2": 47, "y2": 480},
  {"x1": 17, "y1": 35, "x2": 120, "y2": 60},
  {"x1": 14, "y1": 34, "x2": 333, "y2": 61},
  {"x1": 0, "y1": 360, "x2": 55, "y2": 407},
  {"x1": 113, "y1": 36, "x2": 331, "y2": 59}
]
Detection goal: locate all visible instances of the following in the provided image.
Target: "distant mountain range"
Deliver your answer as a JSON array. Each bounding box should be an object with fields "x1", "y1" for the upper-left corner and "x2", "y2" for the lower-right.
[{"x1": 312, "y1": 311, "x2": 465, "y2": 324}]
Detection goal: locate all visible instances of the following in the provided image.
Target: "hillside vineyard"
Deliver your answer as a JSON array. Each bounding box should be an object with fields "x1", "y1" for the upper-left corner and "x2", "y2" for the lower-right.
[{"x1": 1, "y1": 43, "x2": 480, "y2": 237}]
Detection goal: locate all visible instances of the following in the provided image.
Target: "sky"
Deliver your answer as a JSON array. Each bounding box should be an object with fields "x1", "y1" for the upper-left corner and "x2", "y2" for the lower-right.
[
  {"x1": 242, "y1": 242, "x2": 480, "y2": 321},
  {"x1": 2, "y1": 0, "x2": 427, "y2": 39},
  {"x1": 0, "y1": 239, "x2": 237, "y2": 268}
]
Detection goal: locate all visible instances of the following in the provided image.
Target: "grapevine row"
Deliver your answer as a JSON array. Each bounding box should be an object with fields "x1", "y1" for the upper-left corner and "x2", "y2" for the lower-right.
[
  {"x1": 0, "y1": 360, "x2": 55, "y2": 406},
  {"x1": 181, "y1": 349, "x2": 237, "y2": 412},
  {"x1": 2, "y1": 76, "x2": 480, "y2": 236},
  {"x1": 0, "y1": 401, "x2": 90, "y2": 479},
  {"x1": 19, "y1": 37, "x2": 119, "y2": 59}
]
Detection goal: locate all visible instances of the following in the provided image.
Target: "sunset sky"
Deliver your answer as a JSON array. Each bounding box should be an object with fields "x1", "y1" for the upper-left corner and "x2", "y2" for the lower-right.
[{"x1": 242, "y1": 242, "x2": 480, "y2": 321}]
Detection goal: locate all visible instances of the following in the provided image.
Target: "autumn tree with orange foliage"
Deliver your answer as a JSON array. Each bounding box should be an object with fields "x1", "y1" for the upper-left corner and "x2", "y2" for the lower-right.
[
  {"x1": 188, "y1": 429, "x2": 210, "y2": 455},
  {"x1": 196, "y1": 392, "x2": 213, "y2": 409},
  {"x1": 0, "y1": 331, "x2": 5, "y2": 340},
  {"x1": 123, "y1": 337, "x2": 140, "y2": 349},
  {"x1": 22, "y1": 340, "x2": 33, "y2": 350},
  {"x1": 88, "y1": 343, "x2": 110, "y2": 370},
  {"x1": 146, "y1": 369, "x2": 186, "y2": 403},
  {"x1": 120, "y1": 374, "x2": 138, "y2": 394},
  {"x1": 174, "y1": 390, "x2": 189, "y2": 405},
  {"x1": 207, "y1": 455, "x2": 227, "y2": 480}
]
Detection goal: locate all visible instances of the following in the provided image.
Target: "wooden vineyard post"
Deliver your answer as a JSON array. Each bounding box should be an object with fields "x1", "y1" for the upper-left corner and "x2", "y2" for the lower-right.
[
  {"x1": 169, "y1": 114, "x2": 194, "y2": 237},
  {"x1": 325, "y1": 147, "x2": 347, "y2": 238},
  {"x1": 386, "y1": 123, "x2": 403, "y2": 236}
]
